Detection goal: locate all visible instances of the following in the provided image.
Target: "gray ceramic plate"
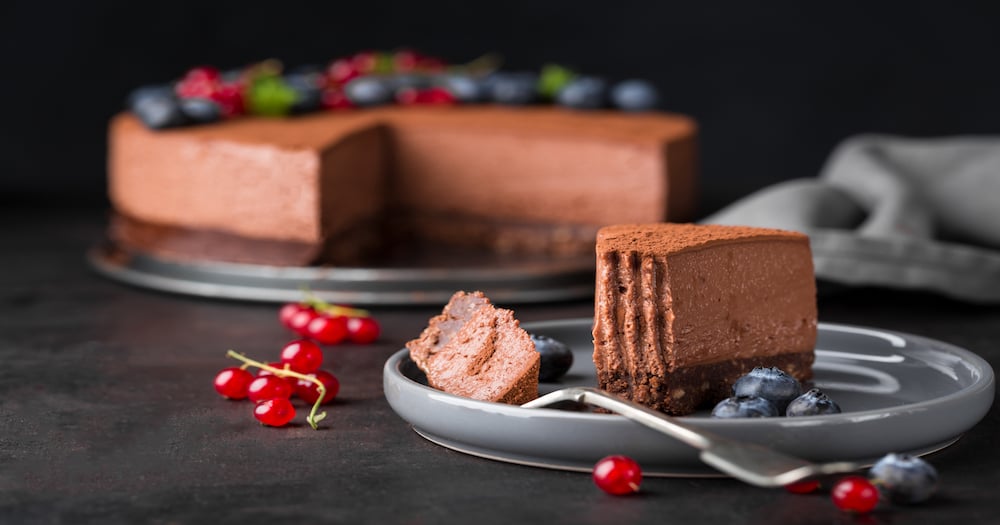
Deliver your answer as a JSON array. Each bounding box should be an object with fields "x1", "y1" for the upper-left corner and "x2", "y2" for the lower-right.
[{"x1": 384, "y1": 319, "x2": 995, "y2": 477}]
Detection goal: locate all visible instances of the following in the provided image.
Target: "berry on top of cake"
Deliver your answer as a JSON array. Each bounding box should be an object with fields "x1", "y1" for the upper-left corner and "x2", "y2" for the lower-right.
[
  {"x1": 406, "y1": 291, "x2": 540, "y2": 405},
  {"x1": 592, "y1": 223, "x2": 817, "y2": 416}
]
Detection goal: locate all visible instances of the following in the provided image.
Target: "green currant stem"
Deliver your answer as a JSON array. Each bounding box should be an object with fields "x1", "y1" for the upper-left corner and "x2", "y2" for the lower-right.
[
  {"x1": 225, "y1": 350, "x2": 327, "y2": 430},
  {"x1": 450, "y1": 52, "x2": 503, "y2": 77},
  {"x1": 301, "y1": 290, "x2": 370, "y2": 318}
]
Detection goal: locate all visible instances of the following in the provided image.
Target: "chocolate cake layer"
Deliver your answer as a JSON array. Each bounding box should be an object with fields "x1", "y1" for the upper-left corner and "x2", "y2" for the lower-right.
[{"x1": 593, "y1": 223, "x2": 817, "y2": 415}]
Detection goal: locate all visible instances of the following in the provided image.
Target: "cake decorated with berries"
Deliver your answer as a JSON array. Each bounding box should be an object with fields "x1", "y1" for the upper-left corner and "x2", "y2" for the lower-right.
[
  {"x1": 107, "y1": 51, "x2": 697, "y2": 266},
  {"x1": 592, "y1": 223, "x2": 817, "y2": 415},
  {"x1": 406, "y1": 290, "x2": 539, "y2": 404}
]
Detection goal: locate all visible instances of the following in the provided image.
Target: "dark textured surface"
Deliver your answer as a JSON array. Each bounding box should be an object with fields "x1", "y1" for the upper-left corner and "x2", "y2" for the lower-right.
[{"x1": 1, "y1": 207, "x2": 997, "y2": 524}]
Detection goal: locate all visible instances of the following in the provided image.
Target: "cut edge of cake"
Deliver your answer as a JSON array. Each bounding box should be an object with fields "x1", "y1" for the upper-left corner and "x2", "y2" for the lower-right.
[{"x1": 405, "y1": 290, "x2": 540, "y2": 405}]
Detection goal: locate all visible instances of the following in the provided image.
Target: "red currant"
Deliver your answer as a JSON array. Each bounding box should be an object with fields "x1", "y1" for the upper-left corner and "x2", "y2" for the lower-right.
[
  {"x1": 279, "y1": 302, "x2": 307, "y2": 331},
  {"x1": 327, "y1": 57, "x2": 361, "y2": 86},
  {"x1": 210, "y1": 83, "x2": 246, "y2": 118},
  {"x1": 254, "y1": 398, "x2": 296, "y2": 427},
  {"x1": 321, "y1": 87, "x2": 355, "y2": 110},
  {"x1": 351, "y1": 51, "x2": 379, "y2": 74},
  {"x1": 213, "y1": 367, "x2": 254, "y2": 399},
  {"x1": 785, "y1": 479, "x2": 821, "y2": 494},
  {"x1": 246, "y1": 375, "x2": 294, "y2": 403},
  {"x1": 831, "y1": 476, "x2": 880, "y2": 513},
  {"x1": 420, "y1": 87, "x2": 456, "y2": 105},
  {"x1": 395, "y1": 87, "x2": 421, "y2": 106},
  {"x1": 307, "y1": 315, "x2": 349, "y2": 345},
  {"x1": 280, "y1": 339, "x2": 324, "y2": 373},
  {"x1": 592, "y1": 455, "x2": 642, "y2": 495},
  {"x1": 175, "y1": 66, "x2": 221, "y2": 99},
  {"x1": 295, "y1": 370, "x2": 340, "y2": 405},
  {"x1": 347, "y1": 316, "x2": 380, "y2": 344},
  {"x1": 185, "y1": 66, "x2": 221, "y2": 84},
  {"x1": 392, "y1": 49, "x2": 421, "y2": 72},
  {"x1": 288, "y1": 306, "x2": 320, "y2": 336}
]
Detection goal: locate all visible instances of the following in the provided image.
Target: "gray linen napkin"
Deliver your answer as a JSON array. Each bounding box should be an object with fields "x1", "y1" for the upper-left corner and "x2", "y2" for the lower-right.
[{"x1": 703, "y1": 134, "x2": 1000, "y2": 303}]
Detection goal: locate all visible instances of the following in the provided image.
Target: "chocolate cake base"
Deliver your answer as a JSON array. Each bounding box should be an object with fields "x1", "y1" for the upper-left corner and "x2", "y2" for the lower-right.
[
  {"x1": 597, "y1": 351, "x2": 815, "y2": 415},
  {"x1": 112, "y1": 210, "x2": 605, "y2": 267},
  {"x1": 110, "y1": 213, "x2": 387, "y2": 266}
]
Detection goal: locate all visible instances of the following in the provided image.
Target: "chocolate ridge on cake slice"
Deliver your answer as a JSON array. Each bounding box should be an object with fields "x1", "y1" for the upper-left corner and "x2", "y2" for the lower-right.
[
  {"x1": 406, "y1": 291, "x2": 540, "y2": 404},
  {"x1": 593, "y1": 223, "x2": 817, "y2": 415}
]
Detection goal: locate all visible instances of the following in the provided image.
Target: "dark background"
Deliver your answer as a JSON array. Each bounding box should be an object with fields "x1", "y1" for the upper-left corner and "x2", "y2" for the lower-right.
[{"x1": 3, "y1": 1, "x2": 1000, "y2": 216}]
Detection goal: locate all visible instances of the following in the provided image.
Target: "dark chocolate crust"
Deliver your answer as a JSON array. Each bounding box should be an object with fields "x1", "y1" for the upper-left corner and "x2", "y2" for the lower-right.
[
  {"x1": 110, "y1": 213, "x2": 381, "y2": 266},
  {"x1": 111, "y1": 211, "x2": 599, "y2": 267},
  {"x1": 596, "y1": 351, "x2": 815, "y2": 415}
]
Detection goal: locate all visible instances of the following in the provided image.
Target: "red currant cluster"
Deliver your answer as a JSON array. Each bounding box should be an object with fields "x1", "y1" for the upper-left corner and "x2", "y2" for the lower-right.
[
  {"x1": 278, "y1": 300, "x2": 380, "y2": 345},
  {"x1": 211, "y1": 297, "x2": 379, "y2": 429},
  {"x1": 214, "y1": 340, "x2": 338, "y2": 428},
  {"x1": 174, "y1": 66, "x2": 247, "y2": 117},
  {"x1": 325, "y1": 49, "x2": 453, "y2": 109}
]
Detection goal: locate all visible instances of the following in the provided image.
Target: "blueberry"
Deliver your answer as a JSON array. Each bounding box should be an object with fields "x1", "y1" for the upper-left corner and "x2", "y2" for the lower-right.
[
  {"x1": 178, "y1": 97, "x2": 222, "y2": 124},
  {"x1": 711, "y1": 395, "x2": 779, "y2": 418},
  {"x1": 785, "y1": 387, "x2": 841, "y2": 417},
  {"x1": 486, "y1": 72, "x2": 538, "y2": 105},
  {"x1": 732, "y1": 367, "x2": 802, "y2": 412},
  {"x1": 555, "y1": 76, "x2": 608, "y2": 109},
  {"x1": 438, "y1": 74, "x2": 486, "y2": 103},
  {"x1": 126, "y1": 84, "x2": 175, "y2": 110},
  {"x1": 344, "y1": 76, "x2": 394, "y2": 107},
  {"x1": 285, "y1": 64, "x2": 325, "y2": 76},
  {"x1": 529, "y1": 334, "x2": 574, "y2": 382},
  {"x1": 611, "y1": 79, "x2": 659, "y2": 111},
  {"x1": 869, "y1": 453, "x2": 939, "y2": 504},
  {"x1": 283, "y1": 73, "x2": 324, "y2": 114},
  {"x1": 389, "y1": 73, "x2": 433, "y2": 93},
  {"x1": 131, "y1": 92, "x2": 187, "y2": 129}
]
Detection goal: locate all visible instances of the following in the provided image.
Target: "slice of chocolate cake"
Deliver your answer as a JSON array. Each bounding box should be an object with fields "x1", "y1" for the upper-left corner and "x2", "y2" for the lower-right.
[
  {"x1": 593, "y1": 223, "x2": 817, "y2": 415},
  {"x1": 406, "y1": 291, "x2": 540, "y2": 404}
]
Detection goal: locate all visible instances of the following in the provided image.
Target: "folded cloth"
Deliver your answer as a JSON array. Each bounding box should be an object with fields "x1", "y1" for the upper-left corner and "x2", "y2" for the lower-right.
[{"x1": 703, "y1": 134, "x2": 1000, "y2": 303}]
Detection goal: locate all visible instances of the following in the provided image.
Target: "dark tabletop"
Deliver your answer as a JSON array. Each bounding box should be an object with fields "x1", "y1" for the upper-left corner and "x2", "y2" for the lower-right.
[{"x1": 1, "y1": 207, "x2": 997, "y2": 525}]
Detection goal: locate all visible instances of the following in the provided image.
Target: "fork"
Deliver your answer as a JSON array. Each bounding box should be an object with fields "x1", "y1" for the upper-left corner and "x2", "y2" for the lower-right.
[{"x1": 521, "y1": 387, "x2": 865, "y2": 487}]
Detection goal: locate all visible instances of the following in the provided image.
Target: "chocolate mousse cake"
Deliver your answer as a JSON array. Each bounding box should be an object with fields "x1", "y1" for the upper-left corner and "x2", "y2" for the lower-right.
[
  {"x1": 107, "y1": 107, "x2": 697, "y2": 266},
  {"x1": 593, "y1": 223, "x2": 817, "y2": 415},
  {"x1": 406, "y1": 291, "x2": 540, "y2": 404}
]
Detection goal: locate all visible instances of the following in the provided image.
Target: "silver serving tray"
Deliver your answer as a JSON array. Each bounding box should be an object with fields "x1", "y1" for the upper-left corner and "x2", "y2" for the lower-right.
[{"x1": 87, "y1": 240, "x2": 595, "y2": 305}]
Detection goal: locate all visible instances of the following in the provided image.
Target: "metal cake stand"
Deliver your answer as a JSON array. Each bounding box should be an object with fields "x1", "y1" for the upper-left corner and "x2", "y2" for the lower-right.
[{"x1": 86, "y1": 240, "x2": 596, "y2": 306}]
